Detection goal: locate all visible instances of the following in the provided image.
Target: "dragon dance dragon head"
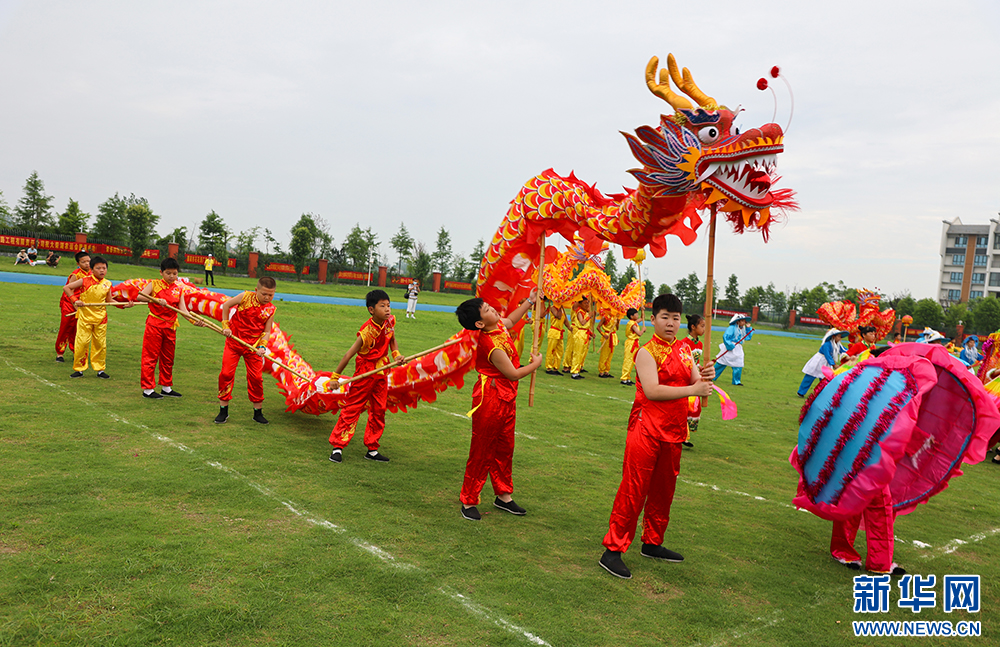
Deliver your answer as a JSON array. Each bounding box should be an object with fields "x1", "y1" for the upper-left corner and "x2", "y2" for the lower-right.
[{"x1": 623, "y1": 54, "x2": 796, "y2": 239}]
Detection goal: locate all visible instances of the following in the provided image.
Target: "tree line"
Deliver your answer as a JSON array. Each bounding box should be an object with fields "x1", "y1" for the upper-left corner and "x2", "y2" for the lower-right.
[{"x1": 7, "y1": 171, "x2": 995, "y2": 333}]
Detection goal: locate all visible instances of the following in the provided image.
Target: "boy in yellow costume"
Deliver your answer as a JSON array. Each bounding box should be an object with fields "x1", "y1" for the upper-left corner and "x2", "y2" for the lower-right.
[
  {"x1": 597, "y1": 310, "x2": 621, "y2": 378},
  {"x1": 619, "y1": 308, "x2": 643, "y2": 385},
  {"x1": 544, "y1": 301, "x2": 567, "y2": 375},
  {"x1": 64, "y1": 255, "x2": 117, "y2": 378},
  {"x1": 569, "y1": 297, "x2": 592, "y2": 380}
]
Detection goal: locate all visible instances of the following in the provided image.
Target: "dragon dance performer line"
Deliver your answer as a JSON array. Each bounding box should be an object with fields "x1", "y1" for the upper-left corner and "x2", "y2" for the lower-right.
[
  {"x1": 619, "y1": 308, "x2": 643, "y2": 385},
  {"x1": 714, "y1": 314, "x2": 753, "y2": 386},
  {"x1": 600, "y1": 294, "x2": 715, "y2": 579},
  {"x1": 329, "y1": 290, "x2": 405, "y2": 464},
  {"x1": 216, "y1": 277, "x2": 278, "y2": 425},
  {"x1": 544, "y1": 301, "x2": 568, "y2": 375},
  {"x1": 568, "y1": 297, "x2": 593, "y2": 379},
  {"x1": 55, "y1": 250, "x2": 90, "y2": 363},
  {"x1": 455, "y1": 291, "x2": 542, "y2": 521},
  {"x1": 597, "y1": 310, "x2": 621, "y2": 378}
]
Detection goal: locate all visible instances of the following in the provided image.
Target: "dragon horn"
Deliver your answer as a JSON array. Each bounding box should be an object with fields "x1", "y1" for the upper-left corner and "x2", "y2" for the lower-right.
[
  {"x1": 666, "y1": 53, "x2": 718, "y2": 110},
  {"x1": 645, "y1": 56, "x2": 693, "y2": 111}
]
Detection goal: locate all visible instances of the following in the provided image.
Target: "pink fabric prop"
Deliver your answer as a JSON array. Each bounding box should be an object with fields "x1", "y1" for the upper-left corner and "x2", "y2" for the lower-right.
[
  {"x1": 713, "y1": 385, "x2": 737, "y2": 420},
  {"x1": 789, "y1": 354, "x2": 937, "y2": 521},
  {"x1": 879, "y1": 343, "x2": 1000, "y2": 516}
]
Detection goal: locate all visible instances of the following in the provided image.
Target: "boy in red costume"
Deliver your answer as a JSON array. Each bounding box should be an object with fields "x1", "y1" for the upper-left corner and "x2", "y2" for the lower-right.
[
  {"x1": 215, "y1": 277, "x2": 277, "y2": 425},
  {"x1": 55, "y1": 250, "x2": 91, "y2": 362},
  {"x1": 600, "y1": 293, "x2": 714, "y2": 579},
  {"x1": 328, "y1": 289, "x2": 405, "y2": 463},
  {"x1": 137, "y1": 257, "x2": 203, "y2": 399},
  {"x1": 455, "y1": 291, "x2": 542, "y2": 521}
]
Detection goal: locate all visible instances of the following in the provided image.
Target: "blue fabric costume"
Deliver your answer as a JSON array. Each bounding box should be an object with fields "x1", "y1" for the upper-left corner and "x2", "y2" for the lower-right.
[
  {"x1": 714, "y1": 317, "x2": 752, "y2": 385},
  {"x1": 797, "y1": 332, "x2": 845, "y2": 396}
]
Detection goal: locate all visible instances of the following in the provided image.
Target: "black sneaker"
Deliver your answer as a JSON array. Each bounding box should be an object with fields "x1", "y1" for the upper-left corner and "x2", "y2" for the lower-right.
[
  {"x1": 97, "y1": 371, "x2": 110, "y2": 379},
  {"x1": 214, "y1": 407, "x2": 229, "y2": 424},
  {"x1": 682, "y1": 441, "x2": 694, "y2": 448},
  {"x1": 640, "y1": 544, "x2": 684, "y2": 562},
  {"x1": 599, "y1": 373, "x2": 613, "y2": 378},
  {"x1": 70, "y1": 371, "x2": 83, "y2": 378},
  {"x1": 143, "y1": 391, "x2": 164, "y2": 399},
  {"x1": 55, "y1": 356, "x2": 65, "y2": 363},
  {"x1": 161, "y1": 389, "x2": 182, "y2": 398},
  {"x1": 253, "y1": 409, "x2": 269, "y2": 425},
  {"x1": 493, "y1": 498, "x2": 526, "y2": 515},
  {"x1": 365, "y1": 451, "x2": 390, "y2": 462},
  {"x1": 461, "y1": 506, "x2": 481, "y2": 521},
  {"x1": 836, "y1": 558, "x2": 862, "y2": 570},
  {"x1": 621, "y1": 380, "x2": 634, "y2": 386},
  {"x1": 599, "y1": 549, "x2": 632, "y2": 579},
  {"x1": 571, "y1": 374, "x2": 584, "y2": 380},
  {"x1": 329, "y1": 449, "x2": 343, "y2": 463}
]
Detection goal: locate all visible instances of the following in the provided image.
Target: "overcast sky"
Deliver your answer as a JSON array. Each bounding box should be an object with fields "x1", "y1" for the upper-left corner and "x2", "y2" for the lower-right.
[{"x1": 2, "y1": 0, "x2": 998, "y2": 299}]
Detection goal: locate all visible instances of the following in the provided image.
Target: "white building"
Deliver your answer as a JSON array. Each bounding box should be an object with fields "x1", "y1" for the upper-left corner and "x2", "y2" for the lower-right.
[{"x1": 938, "y1": 217, "x2": 998, "y2": 305}]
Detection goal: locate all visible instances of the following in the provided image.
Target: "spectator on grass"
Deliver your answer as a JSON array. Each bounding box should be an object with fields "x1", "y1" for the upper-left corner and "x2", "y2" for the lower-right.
[
  {"x1": 27, "y1": 245, "x2": 38, "y2": 263},
  {"x1": 14, "y1": 249, "x2": 29, "y2": 265},
  {"x1": 45, "y1": 251, "x2": 60, "y2": 267},
  {"x1": 405, "y1": 280, "x2": 420, "y2": 319}
]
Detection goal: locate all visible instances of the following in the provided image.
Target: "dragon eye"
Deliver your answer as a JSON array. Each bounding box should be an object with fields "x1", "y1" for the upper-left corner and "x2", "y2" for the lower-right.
[{"x1": 698, "y1": 126, "x2": 721, "y2": 144}]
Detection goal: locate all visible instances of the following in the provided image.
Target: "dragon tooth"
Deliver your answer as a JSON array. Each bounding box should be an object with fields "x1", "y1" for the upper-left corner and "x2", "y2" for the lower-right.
[{"x1": 695, "y1": 161, "x2": 722, "y2": 184}]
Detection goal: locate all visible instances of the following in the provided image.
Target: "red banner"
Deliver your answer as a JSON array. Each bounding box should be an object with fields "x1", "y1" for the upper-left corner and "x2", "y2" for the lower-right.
[
  {"x1": 0, "y1": 235, "x2": 83, "y2": 254},
  {"x1": 391, "y1": 276, "x2": 414, "y2": 286},
  {"x1": 0, "y1": 235, "x2": 164, "y2": 259},
  {"x1": 184, "y1": 254, "x2": 236, "y2": 268},
  {"x1": 337, "y1": 270, "x2": 372, "y2": 281},
  {"x1": 799, "y1": 316, "x2": 826, "y2": 325},
  {"x1": 712, "y1": 309, "x2": 751, "y2": 318},
  {"x1": 443, "y1": 280, "x2": 472, "y2": 291},
  {"x1": 263, "y1": 262, "x2": 309, "y2": 275}
]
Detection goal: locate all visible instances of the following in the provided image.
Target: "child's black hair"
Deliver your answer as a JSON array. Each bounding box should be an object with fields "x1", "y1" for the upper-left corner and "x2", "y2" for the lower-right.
[
  {"x1": 857, "y1": 325, "x2": 876, "y2": 335},
  {"x1": 74, "y1": 250, "x2": 90, "y2": 263},
  {"x1": 366, "y1": 289, "x2": 390, "y2": 308},
  {"x1": 258, "y1": 276, "x2": 277, "y2": 289},
  {"x1": 160, "y1": 257, "x2": 180, "y2": 271},
  {"x1": 651, "y1": 293, "x2": 683, "y2": 316},
  {"x1": 626, "y1": 307, "x2": 639, "y2": 318},
  {"x1": 456, "y1": 298, "x2": 485, "y2": 330},
  {"x1": 90, "y1": 255, "x2": 108, "y2": 268},
  {"x1": 686, "y1": 313, "x2": 704, "y2": 332}
]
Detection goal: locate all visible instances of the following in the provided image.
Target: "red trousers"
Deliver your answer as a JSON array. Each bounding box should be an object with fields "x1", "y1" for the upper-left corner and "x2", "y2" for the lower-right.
[
  {"x1": 141, "y1": 325, "x2": 176, "y2": 390},
  {"x1": 56, "y1": 305, "x2": 77, "y2": 355},
  {"x1": 830, "y1": 485, "x2": 895, "y2": 573},
  {"x1": 460, "y1": 386, "x2": 516, "y2": 506},
  {"x1": 218, "y1": 339, "x2": 264, "y2": 404},
  {"x1": 329, "y1": 375, "x2": 387, "y2": 450},
  {"x1": 603, "y1": 428, "x2": 682, "y2": 553}
]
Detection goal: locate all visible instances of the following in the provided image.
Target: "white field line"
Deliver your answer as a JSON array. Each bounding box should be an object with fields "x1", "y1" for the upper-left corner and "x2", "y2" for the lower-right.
[
  {"x1": 686, "y1": 611, "x2": 784, "y2": 647},
  {"x1": 6, "y1": 361, "x2": 551, "y2": 647}
]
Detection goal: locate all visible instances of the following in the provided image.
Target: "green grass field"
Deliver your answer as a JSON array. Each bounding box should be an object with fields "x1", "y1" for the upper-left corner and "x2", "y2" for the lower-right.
[{"x1": 1, "y1": 271, "x2": 998, "y2": 646}]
